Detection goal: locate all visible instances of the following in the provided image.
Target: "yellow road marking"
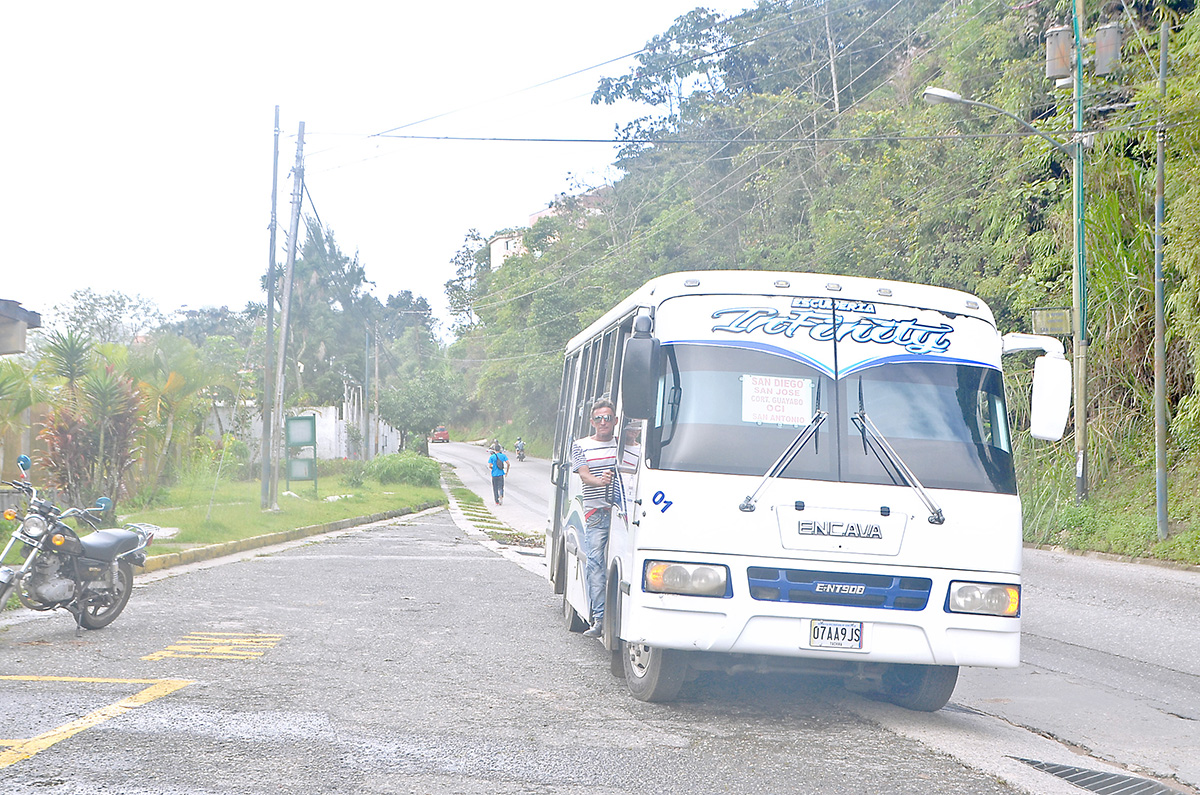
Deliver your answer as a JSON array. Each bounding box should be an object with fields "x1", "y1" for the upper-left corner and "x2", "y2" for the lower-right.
[
  {"x1": 0, "y1": 676, "x2": 193, "y2": 769},
  {"x1": 142, "y1": 632, "x2": 283, "y2": 661}
]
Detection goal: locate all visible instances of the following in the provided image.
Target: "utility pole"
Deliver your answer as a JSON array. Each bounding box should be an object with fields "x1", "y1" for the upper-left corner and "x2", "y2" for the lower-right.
[
  {"x1": 363, "y1": 329, "x2": 371, "y2": 460},
  {"x1": 1045, "y1": 4, "x2": 1120, "y2": 501},
  {"x1": 269, "y1": 121, "x2": 305, "y2": 509},
  {"x1": 261, "y1": 106, "x2": 280, "y2": 510},
  {"x1": 1155, "y1": 16, "x2": 1170, "y2": 539},
  {"x1": 373, "y1": 326, "x2": 380, "y2": 456},
  {"x1": 1070, "y1": 0, "x2": 1089, "y2": 503}
]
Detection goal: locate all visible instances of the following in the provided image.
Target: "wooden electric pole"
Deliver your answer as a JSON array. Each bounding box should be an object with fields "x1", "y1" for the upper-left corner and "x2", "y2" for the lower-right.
[
  {"x1": 261, "y1": 106, "x2": 280, "y2": 510},
  {"x1": 269, "y1": 121, "x2": 305, "y2": 510}
]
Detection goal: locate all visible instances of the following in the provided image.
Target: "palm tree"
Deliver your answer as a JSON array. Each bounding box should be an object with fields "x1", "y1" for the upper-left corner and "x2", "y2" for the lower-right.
[
  {"x1": 41, "y1": 329, "x2": 94, "y2": 393},
  {"x1": 0, "y1": 360, "x2": 35, "y2": 475},
  {"x1": 134, "y1": 335, "x2": 206, "y2": 488}
]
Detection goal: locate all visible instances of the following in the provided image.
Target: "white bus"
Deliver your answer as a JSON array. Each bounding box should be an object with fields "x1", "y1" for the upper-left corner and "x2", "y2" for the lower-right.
[{"x1": 546, "y1": 271, "x2": 1070, "y2": 710}]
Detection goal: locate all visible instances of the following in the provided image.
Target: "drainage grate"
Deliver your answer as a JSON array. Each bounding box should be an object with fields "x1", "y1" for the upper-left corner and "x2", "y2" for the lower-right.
[{"x1": 1012, "y1": 758, "x2": 1181, "y2": 795}]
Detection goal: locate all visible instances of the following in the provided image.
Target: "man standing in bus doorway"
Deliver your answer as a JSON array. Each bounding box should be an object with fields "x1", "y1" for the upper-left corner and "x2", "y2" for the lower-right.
[
  {"x1": 488, "y1": 443, "x2": 509, "y2": 505},
  {"x1": 572, "y1": 398, "x2": 619, "y2": 638}
]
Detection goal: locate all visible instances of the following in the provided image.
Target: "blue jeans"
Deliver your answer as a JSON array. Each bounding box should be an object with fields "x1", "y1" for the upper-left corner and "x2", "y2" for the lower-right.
[
  {"x1": 584, "y1": 508, "x2": 611, "y2": 625},
  {"x1": 491, "y1": 474, "x2": 505, "y2": 503}
]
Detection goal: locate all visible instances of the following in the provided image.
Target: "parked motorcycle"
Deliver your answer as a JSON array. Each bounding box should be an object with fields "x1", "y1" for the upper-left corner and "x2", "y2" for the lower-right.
[{"x1": 1, "y1": 455, "x2": 154, "y2": 631}]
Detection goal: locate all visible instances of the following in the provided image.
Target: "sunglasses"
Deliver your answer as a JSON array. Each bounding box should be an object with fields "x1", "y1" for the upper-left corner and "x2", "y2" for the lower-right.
[{"x1": 592, "y1": 415, "x2": 616, "y2": 423}]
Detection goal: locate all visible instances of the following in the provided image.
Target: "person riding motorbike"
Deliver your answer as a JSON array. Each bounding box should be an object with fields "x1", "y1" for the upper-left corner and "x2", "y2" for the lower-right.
[{"x1": 515, "y1": 437, "x2": 526, "y2": 462}]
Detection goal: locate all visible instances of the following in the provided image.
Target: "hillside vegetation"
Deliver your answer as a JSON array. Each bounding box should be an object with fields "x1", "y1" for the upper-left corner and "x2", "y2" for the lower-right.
[{"x1": 446, "y1": 0, "x2": 1200, "y2": 564}]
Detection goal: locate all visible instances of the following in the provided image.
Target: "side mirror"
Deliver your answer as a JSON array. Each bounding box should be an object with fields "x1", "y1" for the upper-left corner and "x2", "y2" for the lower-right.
[
  {"x1": 1002, "y1": 333, "x2": 1073, "y2": 442},
  {"x1": 95, "y1": 497, "x2": 113, "y2": 512},
  {"x1": 620, "y1": 315, "x2": 660, "y2": 420},
  {"x1": 1030, "y1": 354, "x2": 1072, "y2": 441},
  {"x1": 17, "y1": 454, "x2": 30, "y2": 474}
]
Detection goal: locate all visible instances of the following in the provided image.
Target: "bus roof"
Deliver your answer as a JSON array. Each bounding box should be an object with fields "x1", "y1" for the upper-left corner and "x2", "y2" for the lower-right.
[{"x1": 567, "y1": 270, "x2": 997, "y2": 352}]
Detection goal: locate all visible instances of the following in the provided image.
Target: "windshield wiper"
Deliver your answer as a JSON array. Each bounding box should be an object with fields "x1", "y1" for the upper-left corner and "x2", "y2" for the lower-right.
[
  {"x1": 739, "y1": 409, "x2": 828, "y2": 512},
  {"x1": 851, "y1": 409, "x2": 945, "y2": 525}
]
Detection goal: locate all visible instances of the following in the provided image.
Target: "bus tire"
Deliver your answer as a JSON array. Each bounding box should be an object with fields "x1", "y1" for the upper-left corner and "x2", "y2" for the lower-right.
[
  {"x1": 881, "y1": 664, "x2": 958, "y2": 712},
  {"x1": 563, "y1": 588, "x2": 588, "y2": 633},
  {"x1": 623, "y1": 642, "x2": 688, "y2": 702}
]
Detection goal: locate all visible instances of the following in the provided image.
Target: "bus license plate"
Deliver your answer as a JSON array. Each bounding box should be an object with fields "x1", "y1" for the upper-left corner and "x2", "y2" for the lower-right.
[{"x1": 808, "y1": 620, "x2": 863, "y2": 650}]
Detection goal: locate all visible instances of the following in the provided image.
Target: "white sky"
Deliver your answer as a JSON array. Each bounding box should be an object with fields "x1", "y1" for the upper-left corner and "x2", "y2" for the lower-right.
[{"x1": 1, "y1": 1, "x2": 753, "y2": 336}]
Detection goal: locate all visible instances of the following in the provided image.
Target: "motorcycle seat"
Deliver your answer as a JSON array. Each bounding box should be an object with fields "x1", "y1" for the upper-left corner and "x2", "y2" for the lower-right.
[{"x1": 80, "y1": 528, "x2": 142, "y2": 560}]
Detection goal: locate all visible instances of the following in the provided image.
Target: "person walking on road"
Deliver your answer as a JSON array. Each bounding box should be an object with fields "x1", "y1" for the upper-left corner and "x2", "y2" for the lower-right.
[
  {"x1": 571, "y1": 398, "x2": 618, "y2": 638},
  {"x1": 488, "y1": 443, "x2": 509, "y2": 505}
]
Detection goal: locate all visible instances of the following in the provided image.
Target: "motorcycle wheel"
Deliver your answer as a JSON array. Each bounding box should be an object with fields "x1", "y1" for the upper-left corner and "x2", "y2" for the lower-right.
[{"x1": 78, "y1": 561, "x2": 133, "y2": 630}]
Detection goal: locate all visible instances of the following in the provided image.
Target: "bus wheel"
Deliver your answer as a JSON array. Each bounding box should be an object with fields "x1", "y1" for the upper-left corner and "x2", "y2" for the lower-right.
[
  {"x1": 622, "y1": 642, "x2": 687, "y2": 702},
  {"x1": 563, "y1": 589, "x2": 588, "y2": 633},
  {"x1": 880, "y1": 664, "x2": 958, "y2": 712}
]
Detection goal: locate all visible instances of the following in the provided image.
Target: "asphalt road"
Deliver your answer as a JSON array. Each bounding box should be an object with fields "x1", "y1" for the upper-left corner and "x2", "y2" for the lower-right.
[
  {"x1": 2, "y1": 445, "x2": 1195, "y2": 794},
  {"x1": 429, "y1": 440, "x2": 552, "y2": 537},
  {"x1": 3, "y1": 508, "x2": 1023, "y2": 794},
  {"x1": 432, "y1": 441, "x2": 1200, "y2": 795}
]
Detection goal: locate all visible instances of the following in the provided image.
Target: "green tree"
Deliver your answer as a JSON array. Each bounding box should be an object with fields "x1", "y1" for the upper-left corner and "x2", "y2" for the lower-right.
[
  {"x1": 50, "y1": 289, "x2": 163, "y2": 346},
  {"x1": 378, "y1": 367, "x2": 463, "y2": 453},
  {"x1": 37, "y1": 331, "x2": 142, "y2": 507},
  {"x1": 132, "y1": 334, "x2": 207, "y2": 487},
  {"x1": 280, "y1": 219, "x2": 374, "y2": 405},
  {"x1": 444, "y1": 230, "x2": 488, "y2": 334},
  {"x1": 0, "y1": 360, "x2": 42, "y2": 475}
]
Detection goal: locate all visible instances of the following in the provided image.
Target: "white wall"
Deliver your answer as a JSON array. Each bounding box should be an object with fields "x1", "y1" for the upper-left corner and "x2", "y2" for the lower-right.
[{"x1": 205, "y1": 404, "x2": 402, "y2": 462}]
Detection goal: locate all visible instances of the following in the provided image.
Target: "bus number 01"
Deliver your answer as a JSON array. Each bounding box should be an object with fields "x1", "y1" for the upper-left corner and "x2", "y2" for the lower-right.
[{"x1": 652, "y1": 491, "x2": 673, "y2": 512}]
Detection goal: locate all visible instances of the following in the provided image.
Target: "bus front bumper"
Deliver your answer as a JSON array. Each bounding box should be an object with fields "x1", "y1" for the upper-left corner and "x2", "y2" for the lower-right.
[{"x1": 621, "y1": 594, "x2": 1020, "y2": 669}]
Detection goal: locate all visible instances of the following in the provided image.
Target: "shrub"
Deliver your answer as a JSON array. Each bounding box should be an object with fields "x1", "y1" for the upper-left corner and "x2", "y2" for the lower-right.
[
  {"x1": 340, "y1": 460, "x2": 367, "y2": 488},
  {"x1": 365, "y1": 452, "x2": 440, "y2": 487}
]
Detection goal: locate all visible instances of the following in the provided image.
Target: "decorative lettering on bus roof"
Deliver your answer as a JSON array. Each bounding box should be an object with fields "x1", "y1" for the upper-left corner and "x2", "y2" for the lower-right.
[{"x1": 710, "y1": 306, "x2": 954, "y2": 356}]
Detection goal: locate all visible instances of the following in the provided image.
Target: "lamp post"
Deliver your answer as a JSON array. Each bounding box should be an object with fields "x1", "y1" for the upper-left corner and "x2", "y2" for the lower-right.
[{"x1": 922, "y1": 86, "x2": 1088, "y2": 502}]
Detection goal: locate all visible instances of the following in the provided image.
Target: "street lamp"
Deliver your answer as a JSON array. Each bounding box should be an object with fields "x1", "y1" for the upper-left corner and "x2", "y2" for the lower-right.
[
  {"x1": 921, "y1": 88, "x2": 1072, "y2": 156},
  {"x1": 923, "y1": 85, "x2": 1089, "y2": 502}
]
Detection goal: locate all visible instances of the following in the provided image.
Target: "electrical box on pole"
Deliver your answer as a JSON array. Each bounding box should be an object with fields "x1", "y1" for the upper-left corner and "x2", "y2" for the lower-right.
[
  {"x1": 1094, "y1": 23, "x2": 1121, "y2": 76},
  {"x1": 1045, "y1": 26, "x2": 1072, "y2": 78}
]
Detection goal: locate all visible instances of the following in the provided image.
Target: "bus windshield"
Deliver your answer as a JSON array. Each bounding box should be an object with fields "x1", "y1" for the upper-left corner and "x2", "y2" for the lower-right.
[{"x1": 650, "y1": 343, "x2": 1015, "y2": 494}]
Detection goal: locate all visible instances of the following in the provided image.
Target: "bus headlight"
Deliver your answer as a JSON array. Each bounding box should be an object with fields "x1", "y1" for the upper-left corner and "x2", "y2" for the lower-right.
[
  {"x1": 947, "y1": 581, "x2": 1019, "y2": 617},
  {"x1": 644, "y1": 561, "x2": 729, "y2": 597}
]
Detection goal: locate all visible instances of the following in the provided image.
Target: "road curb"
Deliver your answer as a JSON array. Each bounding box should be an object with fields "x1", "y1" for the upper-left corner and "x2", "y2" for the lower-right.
[
  {"x1": 139, "y1": 500, "x2": 445, "y2": 573},
  {"x1": 1025, "y1": 541, "x2": 1200, "y2": 574},
  {"x1": 437, "y1": 471, "x2": 546, "y2": 579}
]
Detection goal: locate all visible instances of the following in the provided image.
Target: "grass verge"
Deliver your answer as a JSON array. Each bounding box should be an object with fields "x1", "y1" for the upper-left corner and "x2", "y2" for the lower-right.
[
  {"x1": 442, "y1": 470, "x2": 542, "y2": 549},
  {"x1": 120, "y1": 475, "x2": 444, "y2": 557}
]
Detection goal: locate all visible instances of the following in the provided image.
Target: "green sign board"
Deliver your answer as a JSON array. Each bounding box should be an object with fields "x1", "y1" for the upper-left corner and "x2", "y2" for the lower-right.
[
  {"x1": 287, "y1": 457, "x2": 316, "y2": 480},
  {"x1": 284, "y1": 415, "x2": 318, "y2": 494},
  {"x1": 286, "y1": 415, "x2": 317, "y2": 447}
]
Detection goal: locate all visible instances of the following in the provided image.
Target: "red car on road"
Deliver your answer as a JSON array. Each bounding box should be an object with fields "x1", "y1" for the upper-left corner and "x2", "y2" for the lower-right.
[{"x1": 431, "y1": 425, "x2": 450, "y2": 443}]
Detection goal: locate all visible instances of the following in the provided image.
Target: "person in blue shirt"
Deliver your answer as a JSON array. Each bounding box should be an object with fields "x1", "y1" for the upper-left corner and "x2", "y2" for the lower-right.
[{"x1": 487, "y1": 443, "x2": 509, "y2": 505}]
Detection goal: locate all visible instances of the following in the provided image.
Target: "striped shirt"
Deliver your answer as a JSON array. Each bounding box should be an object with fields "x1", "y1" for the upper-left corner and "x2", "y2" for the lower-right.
[{"x1": 571, "y1": 436, "x2": 618, "y2": 510}]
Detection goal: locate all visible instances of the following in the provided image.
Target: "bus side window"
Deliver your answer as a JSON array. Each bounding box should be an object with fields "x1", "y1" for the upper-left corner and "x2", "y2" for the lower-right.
[
  {"x1": 554, "y1": 353, "x2": 580, "y2": 466},
  {"x1": 611, "y1": 322, "x2": 631, "y2": 413},
  {"x1": 595, "y1": 329, "x2": 615, "y2": 400},
  {"x1": 575, "y1": 342, "x2": 595, "y2": 440}
]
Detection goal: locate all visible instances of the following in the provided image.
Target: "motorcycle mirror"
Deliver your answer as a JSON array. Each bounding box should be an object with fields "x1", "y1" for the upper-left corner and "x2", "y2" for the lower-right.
[
  {"x1": 17, "y1": 454, "x2": 31, "y2": 474},
  {"x1": 95, "y1": 497, "x2": 113, "y2": 511}
]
